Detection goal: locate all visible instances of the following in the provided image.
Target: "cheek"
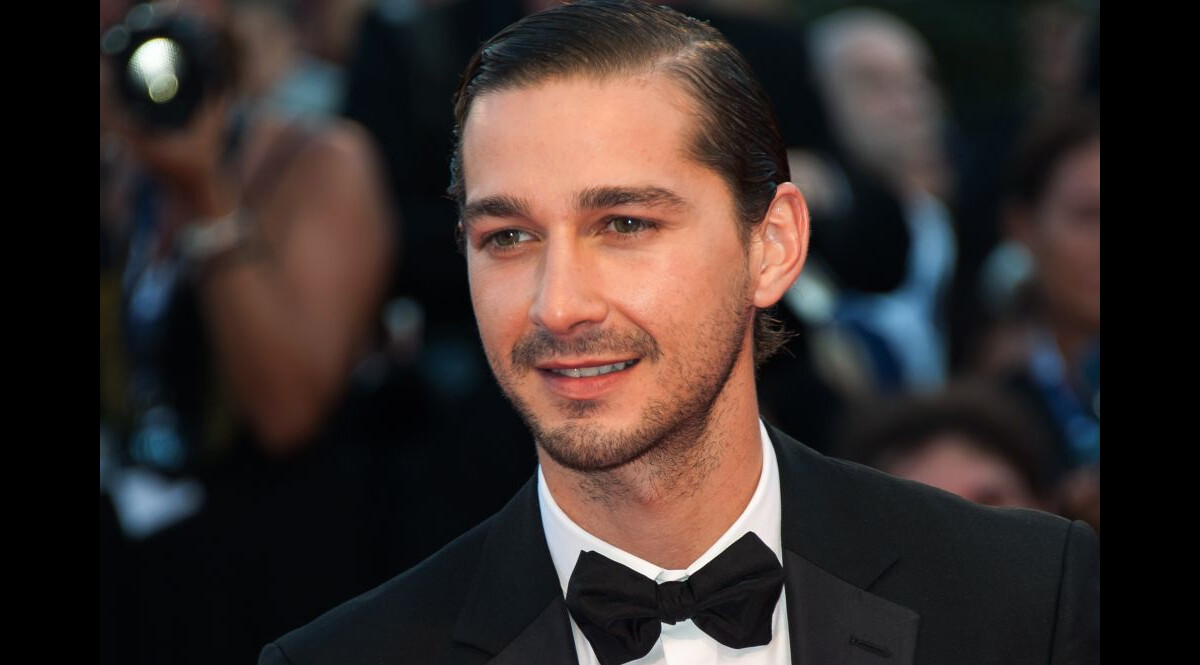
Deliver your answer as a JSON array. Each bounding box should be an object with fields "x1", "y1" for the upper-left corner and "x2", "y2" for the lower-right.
[
  {"x1": 613, "y1": 254, "x2": 684, "y2": 318},
  {"x1": 1037, "y1": 220, "x2": 1097, "y2": 282},
  {"x1": 643, "y1": 246, "x2": 750, "y2": 346},
  {"x1": 608, "y1": 240, "x2": 742, "y2": 331},
  {"x1": 469, "y1": 264, "x2": 530, "y2": 360},
  {"x1": 1067, "y1": 225, "x2": 1100, "y2": 268}
]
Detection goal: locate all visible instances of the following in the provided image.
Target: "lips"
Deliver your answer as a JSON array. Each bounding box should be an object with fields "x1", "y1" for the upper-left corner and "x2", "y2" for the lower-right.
[
  {"x1": 534, "y1": 358, "x2": 641, "y2": 401},
  {"x1": 545, "y1": 360, "x2": 638, "y2": 378}
]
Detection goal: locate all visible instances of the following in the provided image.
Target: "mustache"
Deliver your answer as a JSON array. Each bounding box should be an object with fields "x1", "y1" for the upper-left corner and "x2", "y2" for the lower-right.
[{"x1": 511, "y1": 327, "x2": 662, "y2": 371}]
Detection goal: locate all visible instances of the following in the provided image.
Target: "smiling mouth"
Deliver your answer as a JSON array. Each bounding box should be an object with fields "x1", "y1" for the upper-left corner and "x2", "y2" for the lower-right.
[{"x1": 544, "y1": 359, "x2": 639, "y2": 378}]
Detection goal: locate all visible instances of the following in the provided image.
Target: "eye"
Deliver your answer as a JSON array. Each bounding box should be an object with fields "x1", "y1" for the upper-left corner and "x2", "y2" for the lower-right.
[
  {"x1": 607, "y1": 217, "x2": 654, "y2": 234},
  {"x1": 484, "y1": 228, "x2": 534, "y2": 249}
]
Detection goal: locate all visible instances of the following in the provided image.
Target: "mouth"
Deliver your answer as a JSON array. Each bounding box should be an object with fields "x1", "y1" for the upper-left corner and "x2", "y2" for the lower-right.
[{"x1": 540, "y1": 359, "x2": 639, "y2": 378}]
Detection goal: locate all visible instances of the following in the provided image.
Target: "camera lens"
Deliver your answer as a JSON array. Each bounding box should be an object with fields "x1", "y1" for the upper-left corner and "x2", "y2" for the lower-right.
[
  {"x1": 102, "y1": 5, "x2": 230, "y2": 131},
  {"x1": 127, "y1": 37, "x2": 185, "y2": 104}
]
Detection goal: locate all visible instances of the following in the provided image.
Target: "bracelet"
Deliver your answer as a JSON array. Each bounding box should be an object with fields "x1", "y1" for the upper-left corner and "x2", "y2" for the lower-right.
[{"x1": 177, "y1": 209, "x2": 259, "y2": 279}]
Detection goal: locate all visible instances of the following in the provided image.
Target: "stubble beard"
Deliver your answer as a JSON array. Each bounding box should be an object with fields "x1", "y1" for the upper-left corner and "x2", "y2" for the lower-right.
[{"x1": 489, "y1": 271, "x2": 755, "y2": 499}]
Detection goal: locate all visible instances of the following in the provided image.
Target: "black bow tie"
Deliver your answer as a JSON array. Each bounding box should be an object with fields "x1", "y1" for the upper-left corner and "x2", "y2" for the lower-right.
[{"x1": 564, "y1": 531, "x2": 785, "y2": 665}]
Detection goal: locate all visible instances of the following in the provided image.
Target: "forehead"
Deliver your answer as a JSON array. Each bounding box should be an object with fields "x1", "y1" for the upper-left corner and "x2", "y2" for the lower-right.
[
  {"x1": 460, "y1": 74, "x2": 722, "y2": 209},
  {"x1": 831, "y1": 27, "x2": 927, "y2": 79}
]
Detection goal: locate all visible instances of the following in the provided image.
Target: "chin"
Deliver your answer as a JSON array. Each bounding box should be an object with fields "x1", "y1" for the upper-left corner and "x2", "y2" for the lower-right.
[{"x1": 529, "y1": 401, "x2": 674, "y2": 472}]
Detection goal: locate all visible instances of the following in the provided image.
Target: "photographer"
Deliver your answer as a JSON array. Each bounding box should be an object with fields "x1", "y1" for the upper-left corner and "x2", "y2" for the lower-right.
[{"x1": 99, "y1": 2, "x2": 395, "y2": 662}]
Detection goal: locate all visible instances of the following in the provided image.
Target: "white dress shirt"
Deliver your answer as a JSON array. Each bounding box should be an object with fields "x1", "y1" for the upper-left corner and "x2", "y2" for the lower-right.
[{"x1": 538, "y1": 420, "x2": 791, "y2": 665}]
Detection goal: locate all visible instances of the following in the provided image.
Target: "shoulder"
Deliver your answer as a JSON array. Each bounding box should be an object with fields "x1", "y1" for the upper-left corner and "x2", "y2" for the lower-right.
[
  {"x1": 244, "y1": 114, "x2": 384, "y2": 198},
  {"x1": 774, "y1": 423, "x2": 1082, "y2": 558},
  {"x1": 259, "y1": 517, "x2": 493, "y2": 665},
  {"x1": 774, "y1": 430, "x2": 1098, "y2": 660},
  {"x1": 831, "y1": 454, "x2": 1100, "y2": 660},
  {"x1": 838, "y1": 448, "x2": 1072, "y2": 543},
  {"x1": 807, "y1": 437, "x2": 1090, "y2": 581}
]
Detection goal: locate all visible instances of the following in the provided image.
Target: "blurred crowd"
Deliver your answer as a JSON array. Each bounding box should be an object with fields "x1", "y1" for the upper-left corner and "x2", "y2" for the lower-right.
[{"x1": 98, "y1": 0, "x2": 1100, "y2": 663}]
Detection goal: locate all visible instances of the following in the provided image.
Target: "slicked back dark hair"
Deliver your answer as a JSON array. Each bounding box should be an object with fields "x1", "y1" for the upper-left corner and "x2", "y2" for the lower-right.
[{"x1": 448, "y1": 0, "x2": 792, "y2": 367}]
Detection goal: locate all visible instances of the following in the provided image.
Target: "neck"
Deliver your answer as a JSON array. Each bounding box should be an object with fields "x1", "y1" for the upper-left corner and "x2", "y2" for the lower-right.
[{"x1": 539, "y1": 359, "x2": 764, "y2": 570}]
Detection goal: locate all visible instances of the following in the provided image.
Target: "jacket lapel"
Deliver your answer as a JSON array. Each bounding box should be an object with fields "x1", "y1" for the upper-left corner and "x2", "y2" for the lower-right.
[
  {"x1": 769, "y1": 425, "x2": 920, "y2": 665},
  {"x1": 487, "y1": 595, "x2": 578, "y2": 665},
  {"x1": 450, "y1": 477, "x2": 578, "y2": 664},
  {"x1": 783, "y1": 551, "x2": 918, "y2": 665}
]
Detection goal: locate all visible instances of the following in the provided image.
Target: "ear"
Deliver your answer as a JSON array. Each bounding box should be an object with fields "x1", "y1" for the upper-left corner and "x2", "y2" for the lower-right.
[{"x1": 751, "y1": 182, "x2": 810, "y2": 309}]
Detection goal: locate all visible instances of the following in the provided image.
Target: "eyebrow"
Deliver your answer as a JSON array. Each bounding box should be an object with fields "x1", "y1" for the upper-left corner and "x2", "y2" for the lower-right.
[
  {"x1": 576, "y1": 185, "x2": 689, "y2": 213},
  {"x1": 461, "y1": 195, "x2": 533, "y2": 229},
  {"x1": 460, "y1": 185, "x2": 689, "y2": 230}
]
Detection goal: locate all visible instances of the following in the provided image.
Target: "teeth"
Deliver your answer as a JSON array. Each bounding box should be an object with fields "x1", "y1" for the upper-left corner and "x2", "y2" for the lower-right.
[{"x1": 550, "y1": 360, "x2": 636, "y2": 378}]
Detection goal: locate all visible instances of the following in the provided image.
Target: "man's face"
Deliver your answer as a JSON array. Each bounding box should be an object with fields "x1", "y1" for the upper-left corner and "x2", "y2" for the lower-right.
[
  {"x1": 823, "y1": 26, "x2": 942, "y2": 175},
  {"x1": 460, "y1": 74, "x2": 757, "y2": 472}
]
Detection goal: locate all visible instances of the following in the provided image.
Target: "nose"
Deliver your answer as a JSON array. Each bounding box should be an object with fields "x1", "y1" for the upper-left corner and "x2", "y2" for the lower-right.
[{"x1": 529, "y1": 238, "x2": 608, "y2": 335}]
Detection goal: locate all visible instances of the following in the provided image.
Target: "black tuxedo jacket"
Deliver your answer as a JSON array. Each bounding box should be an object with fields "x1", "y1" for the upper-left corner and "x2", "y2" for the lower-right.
[{"x1": 261, "y1": 426, "x2": 1100, "y2": 664}]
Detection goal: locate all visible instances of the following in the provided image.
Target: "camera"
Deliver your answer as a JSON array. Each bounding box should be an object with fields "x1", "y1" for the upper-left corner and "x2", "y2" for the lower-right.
[{"x1": 101, "y1": 3, "x2": 234, "y2": 131}]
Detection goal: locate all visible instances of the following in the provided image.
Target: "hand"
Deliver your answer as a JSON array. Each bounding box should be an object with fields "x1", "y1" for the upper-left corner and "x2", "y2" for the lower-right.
[{"x1": 102, "y1": 57, "x2": 237, "y2": 214}]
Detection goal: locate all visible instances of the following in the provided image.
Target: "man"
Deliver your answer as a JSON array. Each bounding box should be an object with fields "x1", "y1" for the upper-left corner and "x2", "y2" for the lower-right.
[
  {"x1": 802, "y1": 8, "x2": 959, "y2": 393},
  {"x1": 260, "y1": 2, "x2": 1099, "y2": 663}
]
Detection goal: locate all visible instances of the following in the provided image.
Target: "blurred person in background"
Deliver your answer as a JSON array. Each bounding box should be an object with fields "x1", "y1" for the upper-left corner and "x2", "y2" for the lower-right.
[
  {"x1": 810, "y1": 8, "x2": 954, "y2": 203},
  {"x1": 832, "y1": 381, "x2": 1056, "y2": 511},
  {"x1": 790, "y1": 8, "x2": 958, "y2": 397},
  {"x1": 971, "y1": 102, "x2": 1100, "y2": 536},
  {"x1": 99, "y1": 1, "x2": 395, "y2": 662},
  {"x1": 949, "y1": 1, "x2": 1099, "y2": 373}
]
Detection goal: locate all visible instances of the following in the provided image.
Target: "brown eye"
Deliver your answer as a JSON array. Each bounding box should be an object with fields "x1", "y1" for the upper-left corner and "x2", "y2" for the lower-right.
[
  {"x1": 609, "y1": 217, "x2": 650, "y2": 234},
  {"x1": 489, "y1": 229, "x2": 532, "y2": 248}
]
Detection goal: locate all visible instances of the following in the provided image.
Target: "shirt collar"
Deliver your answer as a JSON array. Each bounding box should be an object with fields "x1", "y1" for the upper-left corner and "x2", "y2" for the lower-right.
[{"x1": 538, "y1": 419, "x2": 783, "y2": 591}]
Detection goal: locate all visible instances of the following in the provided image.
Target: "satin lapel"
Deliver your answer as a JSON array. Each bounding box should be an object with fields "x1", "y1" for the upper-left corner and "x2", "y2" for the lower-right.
[
  {"x1": 768, "y1": 425, "x2": 919, "y2": 665},
  {"x1": 784, "y1": 551, "x2": 917, "y2": 665},
  {"x1": 488, "y1": 595, "x2": 578, "y2": 665},
  {"x1": 450, "y1": 477, "x2": 579, "y2": 664}
]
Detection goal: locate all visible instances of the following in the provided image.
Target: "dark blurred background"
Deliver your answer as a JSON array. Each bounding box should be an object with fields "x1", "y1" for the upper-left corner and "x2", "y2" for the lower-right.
[{"x1": 99, "y1": 1, "x2": 1099, "y2": 662}]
